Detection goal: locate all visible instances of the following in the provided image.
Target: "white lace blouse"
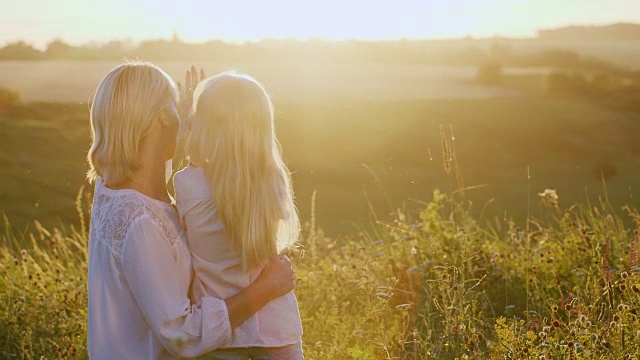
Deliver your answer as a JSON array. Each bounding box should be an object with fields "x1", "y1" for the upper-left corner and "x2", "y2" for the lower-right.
[
  {"x1": 87, "y1": 179, "x2": 232, "y2": 359},
  {"x1": 174, "y1": 166, "x2": 303, "y2": 348}
]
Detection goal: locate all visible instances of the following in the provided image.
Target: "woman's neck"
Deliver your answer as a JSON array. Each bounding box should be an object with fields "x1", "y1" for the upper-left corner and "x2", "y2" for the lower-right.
[
  {"x1": 111, "y1": 126, "x2": 174, "y2": 203},
  {"x1": 115, "y1": 150, "x2": 171, "y2": 203},
  {"x1": 125, "y1": 166, "x2": 171, "y2": 203}
]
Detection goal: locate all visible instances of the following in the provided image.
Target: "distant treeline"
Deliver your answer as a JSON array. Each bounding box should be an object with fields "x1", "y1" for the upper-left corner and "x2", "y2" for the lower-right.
[
  {"x1": 0, "y1": 36, "x2": 504, "y2": 65},
  {"x1": 538, "y1": 23, "x2": 640, "y2": 41},
  {"x1": 2, "y1": 22, "x2": 639, "y2": 64},
  {"x1": 0, "y1": 37, "x2": 447, "y2": 63}
]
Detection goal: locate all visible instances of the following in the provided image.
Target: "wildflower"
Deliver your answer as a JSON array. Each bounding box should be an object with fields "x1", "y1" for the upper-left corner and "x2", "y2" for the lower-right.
[
  {"x1": 585, "y1": 320, "x2": 592, "y2": 328},
  {"x1": 564, "y1": 303, "x2": 572, "y2": 311},
  {"x1": 538, "y1": 189, "x2": 559, "y2": 208},
  {"x1": 632, "y1": 284, "x2": 640, "y2": 293},
  {"x1": 618, "y1": 304, "x2": 625, "y2": 311},
  {"x1": 579, "y1": 314, "x2": 587, "y2": 324},
  {"x1": 610, "y1": 321, "x2": 617, "y2": 328},
  {"x1": 552, "y1": 320, "x2": 561, "y2": 328},
  {"x1": 620, "y1": 283, "x2": 628, "y2": 292},
  {"x1": 551, "y1": 305, "x2": 559, "y2": 312},
  {"x1": 613, "y1": 314, "x2": 620, "y2": 322},
  {"x1": 622, "y1": 271, "x2": 629, "y2": 279},
  {"x1": 570, "y1": 328, "x2": 577, "y2": 337}
]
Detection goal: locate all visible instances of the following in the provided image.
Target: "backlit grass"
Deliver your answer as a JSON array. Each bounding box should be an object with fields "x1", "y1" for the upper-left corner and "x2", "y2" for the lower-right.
[{"x1": 3, "y1": 177, "x2": 640, "y2": 358}]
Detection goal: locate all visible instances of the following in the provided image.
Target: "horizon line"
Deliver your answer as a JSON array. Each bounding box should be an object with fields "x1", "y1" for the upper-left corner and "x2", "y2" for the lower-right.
[{"x1": 3, "y1": 20, "x2": 639, "y2": 50}]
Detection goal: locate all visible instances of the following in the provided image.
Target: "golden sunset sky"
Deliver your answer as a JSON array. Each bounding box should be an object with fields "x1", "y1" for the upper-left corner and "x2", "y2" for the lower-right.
[{"x1": 3, "y1": 0, "x2": 640, "y2": 47}]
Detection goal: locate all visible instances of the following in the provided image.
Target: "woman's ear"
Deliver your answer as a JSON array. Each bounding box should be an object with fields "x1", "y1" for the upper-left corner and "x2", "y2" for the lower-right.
[{"x1": 158, "y1": 106, "x2": 179, "y2": 128}]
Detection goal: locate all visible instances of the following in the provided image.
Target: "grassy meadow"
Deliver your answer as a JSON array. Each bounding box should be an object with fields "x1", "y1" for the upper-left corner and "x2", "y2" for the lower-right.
[
  {"x1": 5, "y1": 168, "x2": 640, "y2": 359},
  {"x1": 2, "y1": 58, "x2": 640, "y2": 359},
  {"x1": 1, "y1": 83, "x2": 640, "y2": 235}
]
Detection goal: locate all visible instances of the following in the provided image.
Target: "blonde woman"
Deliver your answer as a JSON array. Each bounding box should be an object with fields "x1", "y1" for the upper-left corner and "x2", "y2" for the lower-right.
[
  {"x1": 174, "y1": 72, "x2": 303, "y2": 359},
  {"x1": 86, "y1": 62, "x2": 296, "y2": 360}
]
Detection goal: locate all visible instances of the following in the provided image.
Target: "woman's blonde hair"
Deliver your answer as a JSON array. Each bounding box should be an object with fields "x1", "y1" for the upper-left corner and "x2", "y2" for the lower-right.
[
  {"x1": 87, "y1": 61, "x2": 177, "y2": 187},
  {"x1": 186, "y1": 72, "x2": 300, "y2": 270}
]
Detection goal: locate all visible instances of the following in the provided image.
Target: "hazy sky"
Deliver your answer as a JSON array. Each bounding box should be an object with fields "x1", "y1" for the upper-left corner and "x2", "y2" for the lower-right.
[{"x1": 3, "y1": 0, "x2": 640, "y2": 48}]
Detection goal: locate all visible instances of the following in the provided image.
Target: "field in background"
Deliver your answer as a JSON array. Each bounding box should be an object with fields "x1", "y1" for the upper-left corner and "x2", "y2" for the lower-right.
[
  {"x1": 2, "y1": 92, "x2": 640, "y2": 236},
  {"x1": 0, "y1": 61, "x2": 543, "y2": 102}
]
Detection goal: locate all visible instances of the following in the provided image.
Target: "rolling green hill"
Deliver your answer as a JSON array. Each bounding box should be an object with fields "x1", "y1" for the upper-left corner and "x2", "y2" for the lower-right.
[{"x1": 2, "y1": 95, "x2": 639, "y2": 235}]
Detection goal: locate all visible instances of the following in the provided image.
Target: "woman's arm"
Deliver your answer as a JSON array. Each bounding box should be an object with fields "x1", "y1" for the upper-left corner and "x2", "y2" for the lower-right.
[
  {"x1": 121, "y1": 216, "x2": 295, "y2": 357},
  {"x1": 225, "y1": 255, "x2": 295, "y2": 328}
]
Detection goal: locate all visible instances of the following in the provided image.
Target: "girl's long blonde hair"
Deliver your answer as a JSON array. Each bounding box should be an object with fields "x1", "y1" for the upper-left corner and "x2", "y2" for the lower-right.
[{"x1": 186, "y1": 72, "x2": 299, "y2": 270}]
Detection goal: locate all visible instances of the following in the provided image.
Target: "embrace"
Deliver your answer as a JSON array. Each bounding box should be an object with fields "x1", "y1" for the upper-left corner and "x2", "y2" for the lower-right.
[{"x1": 86, "y1": 62, "x2": 304, "y2": 359}]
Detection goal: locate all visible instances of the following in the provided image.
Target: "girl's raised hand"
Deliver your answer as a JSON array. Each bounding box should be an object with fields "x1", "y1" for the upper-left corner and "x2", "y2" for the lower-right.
[{"x1": 177, "y1": 66, "x2": 206, "y2": 122}]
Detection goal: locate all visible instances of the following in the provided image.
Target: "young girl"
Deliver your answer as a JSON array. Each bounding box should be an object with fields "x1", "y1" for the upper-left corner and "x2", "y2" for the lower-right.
[{"x1": 174, "y1": 72, "x2": 303, "y2": 359}]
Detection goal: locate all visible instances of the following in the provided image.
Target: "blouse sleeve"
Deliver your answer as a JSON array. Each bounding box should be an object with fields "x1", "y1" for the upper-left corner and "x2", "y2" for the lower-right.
[{"x1": 121, "y1": 215, "x2": 232, "y2": 358}]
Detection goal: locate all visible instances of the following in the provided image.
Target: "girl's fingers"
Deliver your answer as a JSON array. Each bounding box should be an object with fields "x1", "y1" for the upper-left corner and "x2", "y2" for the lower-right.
[
  {"x1": 199, "y1": 68, "x2": 206, "y2": 81},
  {"x1": 184, "y1": 71, "x2": 190, "y2": 95},
  {"x1": 190, "y1": 66, "x2": 198, "y2": 88}
]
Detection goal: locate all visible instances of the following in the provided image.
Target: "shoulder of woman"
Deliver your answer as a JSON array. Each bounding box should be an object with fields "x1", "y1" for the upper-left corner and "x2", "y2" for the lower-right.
[{"x1": 91, "y1": 193, "x2": 177, "y2": 262}]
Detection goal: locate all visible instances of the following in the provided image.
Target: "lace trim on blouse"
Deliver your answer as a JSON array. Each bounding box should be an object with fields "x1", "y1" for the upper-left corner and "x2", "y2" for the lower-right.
[{"x1": 90, "y1": 181, "x2": 181, "y2": 262}]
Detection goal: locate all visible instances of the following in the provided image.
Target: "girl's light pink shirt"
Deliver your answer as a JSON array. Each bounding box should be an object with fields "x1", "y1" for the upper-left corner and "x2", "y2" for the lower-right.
[{"x1": 174, "y1": 166, "x2": 303, "y2": 348}]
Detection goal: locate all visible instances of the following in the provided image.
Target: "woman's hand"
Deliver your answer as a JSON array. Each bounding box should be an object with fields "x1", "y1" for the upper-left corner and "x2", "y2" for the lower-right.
[
  {"x1": 255, "y1": 255, "x2": 296, "y2": 301},
  {"x1": 224, "y1": 254, "x2": 296, "y2": 328},
  {"x1": 177, "y1": 66, "x2": 206, "y2": 123}
]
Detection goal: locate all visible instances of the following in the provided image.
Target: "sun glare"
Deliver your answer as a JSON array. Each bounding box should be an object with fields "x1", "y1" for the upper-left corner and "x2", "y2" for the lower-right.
[{"x1": 3, "y1": 0, "x2": 640, "y2": 46}]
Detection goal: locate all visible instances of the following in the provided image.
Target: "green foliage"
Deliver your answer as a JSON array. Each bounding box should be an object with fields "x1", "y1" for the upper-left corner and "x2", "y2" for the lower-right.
[
  {"x1": 0, "y1": 219, "x2": 88, "y2": 359},
  {"x1": 4, "y1": 184, "x2": 640, "y2": 359}
]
